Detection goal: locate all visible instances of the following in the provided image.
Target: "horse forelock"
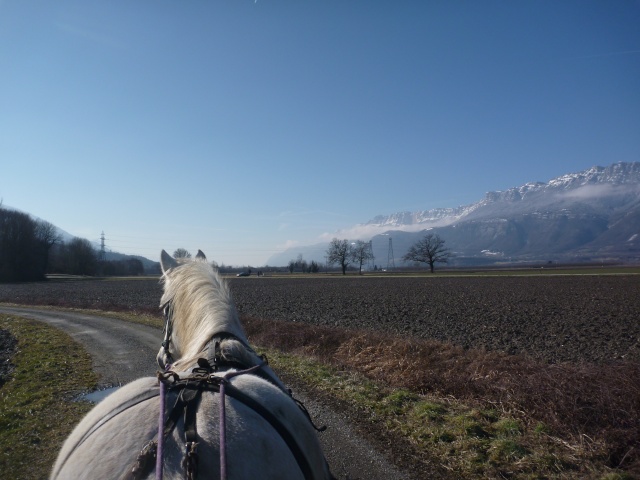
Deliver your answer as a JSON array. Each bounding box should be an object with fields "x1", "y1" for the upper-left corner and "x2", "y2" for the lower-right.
[{"x1": 160, "y1": 259, "x2": 245, "y2": 369}]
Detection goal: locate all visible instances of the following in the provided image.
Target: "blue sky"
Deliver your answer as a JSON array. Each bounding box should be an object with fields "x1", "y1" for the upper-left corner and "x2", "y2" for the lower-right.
[{"x1": 2, "y1": 1, "x2": 639, "y2": 266}]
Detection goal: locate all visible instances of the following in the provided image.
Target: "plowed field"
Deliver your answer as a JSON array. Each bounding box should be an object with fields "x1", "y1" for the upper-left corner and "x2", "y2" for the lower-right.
[{"x1": 1, "y1": 274, "x2": 638, "y2": 364}]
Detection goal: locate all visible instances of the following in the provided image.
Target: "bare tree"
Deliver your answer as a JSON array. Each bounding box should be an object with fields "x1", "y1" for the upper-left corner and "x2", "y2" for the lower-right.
[
  {"x1": 126, "y1": 258, "x2": 144, "y2": 276},
  {"x1": 35, "y1": 220, "x2": 60, "y2": 248},
  {"x1": 326, "y1": 238, "x2": 353, "y2": 275},
  {"x1": 352, "y1": 240, "x2": 374, "y2": 274},
  {"x1": 295, "y1": 254, "x2": 308, "y2": 273},
  {"x1": 35, "y1": 220, "x2": 61, "y2": 274},
  {"x1": 0, "y1": 207, "x2": 62, "y2": 281},
  {"x1": 402, "y1": 233, "x2": 451, "y2": 273},
  {"x1": 66, "y1": 237, "x2": 98, "y2": 276},
  {"x1": 173, "y1": 248, "x2": 191, "y2": 259},
  {"x1": 0, "y1": 207, "x2": 39, "y2": 281}
]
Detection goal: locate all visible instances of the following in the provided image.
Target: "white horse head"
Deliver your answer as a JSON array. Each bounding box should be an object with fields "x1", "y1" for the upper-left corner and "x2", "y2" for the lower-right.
[
  {"x1": 51, "y1": 250, "x2": 333, "y2": 480},
  {"x1": 157, "y1": 249, "x2": 250, "y2": 372}
]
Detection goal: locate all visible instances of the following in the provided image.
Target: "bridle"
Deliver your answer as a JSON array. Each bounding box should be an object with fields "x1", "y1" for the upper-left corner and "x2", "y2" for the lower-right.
[
  {"x1": 159, "y1": 301, "x2": 174, "y2": 369},
  {"x1": 140, "y1": 301, "x2": 325, "y2": 480}
]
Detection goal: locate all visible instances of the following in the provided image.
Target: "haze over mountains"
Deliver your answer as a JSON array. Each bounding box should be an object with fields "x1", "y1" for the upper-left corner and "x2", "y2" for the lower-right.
[{"x1": 268, "y1": 162, "x2": 640, "y2": 267}]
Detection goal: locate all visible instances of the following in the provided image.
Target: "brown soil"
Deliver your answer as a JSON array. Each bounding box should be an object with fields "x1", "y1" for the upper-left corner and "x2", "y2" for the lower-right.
[{"x1": 1, "y1": 274, "x2": 638, "y2": 364}]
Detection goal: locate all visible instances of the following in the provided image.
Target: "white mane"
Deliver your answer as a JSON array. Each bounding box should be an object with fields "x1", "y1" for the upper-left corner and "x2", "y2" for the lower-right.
[{"x1": 160, "y1": 257, "x2": 247, "y2": 370}]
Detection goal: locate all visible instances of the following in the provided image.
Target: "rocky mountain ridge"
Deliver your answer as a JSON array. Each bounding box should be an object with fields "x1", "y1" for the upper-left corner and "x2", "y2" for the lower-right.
[
  {"x1": 268, "y1": 162, "x2": 640, "y2": 267},
  {"x1": 367, "y1": 162, "x2": 640, "y2": 229}
]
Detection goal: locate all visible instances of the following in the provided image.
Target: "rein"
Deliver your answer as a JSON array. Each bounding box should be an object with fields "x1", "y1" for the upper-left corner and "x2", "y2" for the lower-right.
[
  {"x1": 155, "y1": 368, "x2": 167, "y2": 480},
  {"x1": 159, "y1": 359, "x2": 269, "y2": 480},
  {"x1": 128, "y1": 358, "x2": 316, "y2": 480},
  {"x1": 218, "y1": 362, "x2": 265, "y2": 479},
  {"x1": 145, "y1": 302, "x2": 322, "y2": 480}
]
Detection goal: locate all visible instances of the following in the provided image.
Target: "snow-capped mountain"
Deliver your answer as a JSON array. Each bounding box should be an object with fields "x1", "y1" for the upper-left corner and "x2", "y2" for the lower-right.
[
  {"x1": 366, "y1": 162, "x2": 640, "y2": 230},
  {"x1": 267, "y1": 162, "x2": 640, "y2": 266},
  {"x1": 366, "y1": 207, "x2": 470, "y2": 228}
]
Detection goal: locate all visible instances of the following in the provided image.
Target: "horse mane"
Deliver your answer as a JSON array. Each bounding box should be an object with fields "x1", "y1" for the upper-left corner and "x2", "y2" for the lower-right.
[{"x1": 160, "y1": 258, "x2": 249, "y2": 370}]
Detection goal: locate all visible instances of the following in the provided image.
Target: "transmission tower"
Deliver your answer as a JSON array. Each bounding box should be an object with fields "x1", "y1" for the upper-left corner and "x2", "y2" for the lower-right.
[
  {"x1": 366, "y1": 240, "x2": 375, "y2": 270},
  {"x1": 99, "y1": 231, "x2": 106, "y2": 262},
  {"x1": 387, "y1": 237, "x2": 395, "y2": 270}
]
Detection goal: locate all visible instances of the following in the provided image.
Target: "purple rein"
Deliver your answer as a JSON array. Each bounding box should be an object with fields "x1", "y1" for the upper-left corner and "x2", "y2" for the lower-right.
[
  {"x1": 156, "y1": 367, "x2": 168, "y2": 480},
  {"x1": 155, "y1": 361, "x2": 266, "y2": 480}
]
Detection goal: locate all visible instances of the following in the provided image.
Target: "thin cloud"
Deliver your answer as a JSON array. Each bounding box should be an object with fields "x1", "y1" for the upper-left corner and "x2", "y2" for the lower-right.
[
  {"x1": 277, "y1": 239, "x2": 301, "y2": 250},
  {"x1": 318, "y1": 222, "x2": 435, "y2": 242},
  {"x1": 560, "y1": 184, "x2": 613, "y2": 199},
  {"x1": 559, "y1": 183, "x2": 640, "y2": 200}
]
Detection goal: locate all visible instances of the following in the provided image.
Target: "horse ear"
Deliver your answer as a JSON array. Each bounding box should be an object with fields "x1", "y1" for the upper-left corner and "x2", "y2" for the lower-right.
[
  {"x1": 160, "y1": 250, "x2": 179, "y2": 273},
  {"x1": 196, "y1": 250, "x2": 207, "y2": 261}
]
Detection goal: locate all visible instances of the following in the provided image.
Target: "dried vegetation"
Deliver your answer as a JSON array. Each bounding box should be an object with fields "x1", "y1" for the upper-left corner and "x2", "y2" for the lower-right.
[{"x1": 243, "y1": 315, "x2": 640, "y2": 478}]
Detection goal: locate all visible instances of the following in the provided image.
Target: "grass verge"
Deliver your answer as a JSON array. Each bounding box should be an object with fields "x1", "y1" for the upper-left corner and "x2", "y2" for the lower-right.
[
  {"x1": 243, "y1": 316, "x2": 640, "y2": 479},
  {"x1": 0, "y1": 315, "x2": 98, "y2": 480},
  {"x1": 263, "y1": 348, "x2": 585, "y2": 478}
]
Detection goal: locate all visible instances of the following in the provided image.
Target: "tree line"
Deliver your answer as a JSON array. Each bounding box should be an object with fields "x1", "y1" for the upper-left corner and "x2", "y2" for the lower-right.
[
  {"x1": 0, "y1": 207, "x2": 58, "y2": 281},
  {"x1": 0, "y1": 206, "x2": 143, "y2": 282},
  {"x1": 324, "y1": 233, "x2": 451, "y2": 274},
  {"x1": 1, "y1": 204, "x2": 454, "y2": 282},
  {"x1": 287, "y1": 254, "x2": 321, "y2": 273}
]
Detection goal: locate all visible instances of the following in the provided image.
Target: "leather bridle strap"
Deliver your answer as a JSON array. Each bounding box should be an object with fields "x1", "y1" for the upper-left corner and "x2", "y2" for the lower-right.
[{"x1": 159, "y1": 302, "x2": 174, "y2": 368}]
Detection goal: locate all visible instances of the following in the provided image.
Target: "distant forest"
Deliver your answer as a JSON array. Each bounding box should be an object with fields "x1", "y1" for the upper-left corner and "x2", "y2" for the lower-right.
[{"x1": 0, "y1": 206, "x2": 145, "y2": 282}]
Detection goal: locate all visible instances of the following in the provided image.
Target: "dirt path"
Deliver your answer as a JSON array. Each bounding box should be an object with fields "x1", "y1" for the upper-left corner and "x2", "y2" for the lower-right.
[{"x1": 0, "y1": 306, "x2": 413, "y2": 480}]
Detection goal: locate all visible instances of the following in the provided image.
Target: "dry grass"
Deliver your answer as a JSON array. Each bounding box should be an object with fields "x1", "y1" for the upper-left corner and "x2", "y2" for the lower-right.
[{"x1": 243, "y1": 316, "x2": 640, "y2": 478}]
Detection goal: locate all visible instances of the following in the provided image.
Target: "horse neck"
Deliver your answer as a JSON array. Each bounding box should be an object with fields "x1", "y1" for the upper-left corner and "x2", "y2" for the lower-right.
[
  {"x1": 197, "y1": 306, "x2": 246, "y2": 340},
  {"x1": 169, "y1": 301, "x2": 246, "y2": 370}
]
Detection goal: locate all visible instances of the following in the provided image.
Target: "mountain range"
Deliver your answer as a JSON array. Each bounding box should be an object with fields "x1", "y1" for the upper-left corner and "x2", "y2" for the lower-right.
[{"x1": 267, "y1": 162, "x2": 640, "y2": 267}]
